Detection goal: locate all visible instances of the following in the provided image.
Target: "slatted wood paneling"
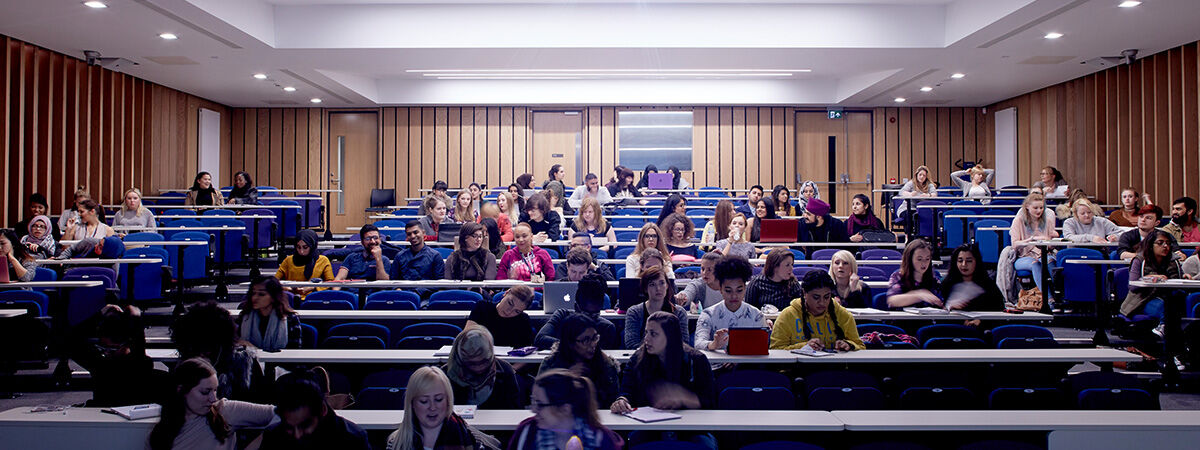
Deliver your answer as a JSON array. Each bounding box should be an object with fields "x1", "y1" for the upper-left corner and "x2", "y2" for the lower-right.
[
  {"x1": 871, "y1": 107, "x2": 993, "y2": 188},
  {"x1": 990, "y1": 42, "x2": 1200, "y2": 204},
  {"x1": 1, "y1": 34, "x2": 228, "y2": 225}
]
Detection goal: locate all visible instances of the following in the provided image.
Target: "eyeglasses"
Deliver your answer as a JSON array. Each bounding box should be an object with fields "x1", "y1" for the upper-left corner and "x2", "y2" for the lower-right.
[
  {"x1": 575, "y1": 334, "x2": 601, "y2": 344},
  {"x1": 469, "y1": 232, "x2": 485, "y2": 239},
  {"x1": 530, "y1": 400, "x2": 560, "y2": 410},
  {"x1": 644, "y1": 234, "x2": 659, "y2": 239},
  {"x1": 1153, "y1": 240, "x2": 1170, "y2": 246}
]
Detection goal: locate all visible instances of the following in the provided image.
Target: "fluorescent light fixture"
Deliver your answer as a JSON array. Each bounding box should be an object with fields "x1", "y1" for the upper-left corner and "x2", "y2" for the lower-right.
[
  {"x1": 253, "y1": 73, "x2": 267, "y2": 80},
  {"x1": 310, "y1": 98, "x2": 322, "y2": 104},
  {"x1": 950, "y1": 73, "x2": 965, "y2": 79},
  {"x1": 1118, "y1": 1, "x2": 1141, "y2": 7},
  {"x1": 920, "y1": 86, "x2": 933, "y2": 92},
  {"x1": 283, "y1": 86, "x2": 296, "y2": 92},
  {"x1": 894, "y1": 97, "x2": 906, "y2": 103},
  {"x1": 83, "y1": 1, "x2": 107, "y2": 8},
  {"x1": 429, "y1": 73, "x2": 793, "y2": 79},
  {"x1": 159, "y1": 33, "x2": 178, "y2": 40},
  {"x1": 1044, "y1": 32, "x2": 1063, "y2": 39},
  {"x1": 408, "y1": 68, "x2": 812, "y2": 73}
]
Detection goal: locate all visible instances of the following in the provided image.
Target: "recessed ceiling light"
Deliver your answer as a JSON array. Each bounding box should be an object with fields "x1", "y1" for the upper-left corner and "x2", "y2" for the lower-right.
[
  {"x1": 310, "y1": 98, "x2": 322, "y2": 104},
  {"x1": 283, "y1": 86, "x2": 296, "y2": 92},
  {"x1": 159, "y1": 33, "x2": 178, "y2": 40},
  {"x1": 920, "y1": 86, "x2": 933, "y2": 92},
  {"x1": 1044, "y1": 32, "x2": 1063, "y2": 39},
  {"x1": 1118, "y1": 1, "x2": 1142, "y2": 7},
  {"x1": 253, "y1": 73, "x2": 267, "y2": 80},
  {"x1": 83, "y1": 1, "x2": 107, "y2": 8},
  {"x1": 894, "y1": 97, "x2": 906, "y2": 103},
  {"x1": 950, "y1": 73, "x2": 965, "y2": 79}
]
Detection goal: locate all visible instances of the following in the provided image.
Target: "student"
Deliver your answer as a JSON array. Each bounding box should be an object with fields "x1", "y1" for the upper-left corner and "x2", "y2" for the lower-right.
[
  {"x1": 543, "y1": 164, "x2": 566, "y2": 189},
  {"x1": 886, "y1": 239, "x2": 943, "y2": 308},
  {"x1": 555, "y1": 247, "x2": 614, "y2": 283},
  {"x1": 515, "y1": 173, "x2": 536, "y2": 193},
  {"x1": 544, "y1": 180, "x2": 571, "y2": 225},
  {"x1": 466, "y1": 285, "x2": 535, "y2": 348},
  {"x1": 63, "y1": 199, "x2": 114, "y2": 241},
  {"x1": 694, "y1": 256, "x2": 766, "y2": 351},
  {"x1": 275, "y1": 230, "x2": 334, "y2": 300},
  {"x1": 661, "y1": 212, "x2": 698, "y2": 259},
  {"x1": 827, "y1": 250, "x2": 872, "y2": 308},
  {"x1": 171, "y1": 302, "x2": 259, "y2": 401},
  {"x1": 675, "y1": 252, "x2": 726, "y2": 310},
  {"x1": 419, "y1": 180, "x2": 454, "y2": 217},
  {"x1": 747, "y1": 197, "x2": 778, "y2": 243},
  {"x1": 941, "y1": 244, "x2": 1005, "y2": 314},
  {"x1": 112, "y1": 188, "x2": 157, "y2": 232},
  {"x1": 666, "y1": 166, "x2": 691, "y2": 192},
  {"x1": 655, "y1": 194, "x2": 688, "y2": 227},
  {"x1": 146, "y1": 358, "x2": 275, "y2": 450},
  {"x1": 611, "y1": 311, "x2": 715, "y2": 449},
  {"x1": 391, "y1": 221, "x2": 445, "y2": 281},
  {"x1": 1118, "y1": 205, "x2": 1183, "y2": 260},
  {"x1": 236, "y1": 276, "x2": 301, "y2": 352},
  {"x1": 55, "y1": 235, "x2": 124, "y2": 261},
  {"x1": 478, "y1": 202, "x2": 514, "y2": 242},
  {"x1": 85, "y1": 305, "x2": 160, "y2": 408},
  {"x1": 13, "y1": 193, "x2": 60, "y2": 241},
  {"x1": 537, "y1": 313, "x2": 621, "y2": 406},
  {"x1": 508, "y1": 183, "x2": 527, "y2": 214},
  {"x1": 384, "y1": 366, "x2": 499, "y2": 450},
  {"x1": 496, "y1": 191, "x2": 522, "y2": 228},
  {"x1": 572, "y1": 197, "x2": 616, "y2": 250},
  {"x1": 624, "y1": 266, "x2": 689, "y2": 349},
  {"x1": 1110, "y1": 187, "x2": 1153, "y2": 227},
  {"x1": 1054, "y1": 189, "x2": 1090, "y2": 220},
  {"x1": 699, "y1": 200, "x2": 735, "y2": 250},
  {"x1": 443, "y1": 326, "x2": 524, "y2": 409},
  {"x1": 185, "y1": 171, "x2": 224, "y2": 206},
  {"x1": 626, "y1": 223, "x2": 675, "y2": 278},
  {"x1": 950, "y1": 165, "x2": 995, "y2": 203},
  {"x1": 498, "y1": 223, "x2": 555, "y2": 282},
  {"x1": 735, "y1": 185, "x2": 765, "y2": 217},
  {"x1": 895, "y1": 165, "x2": 936, "y2": 218},
  {"x1": 846, "y1": 194, "x2": 886, "y2": 241},
  {"x1": 259, "y1": 370, "x2": 370, "y2": 450},
  {"x1": 57, "y1": 187, "x2": 90, "y2": 233},
  {"x1": 534, "y1": 273, "x2": 618, "y2": 350},
  {"x1": 1122, "y1": 230, "x2": 1191, "y2": 336},
  {"x1": 769, "y1": 271, "x2": 864, "y2": 351},
  {"x1": 335, "y1": 224, "x2": 392, "y2": 282},
  {"x1": 1032, "y1": 165, "x2": 1068, "y2": 198},
  {"x1": 1063, "y1": 199, "x2": 1122, "y2": 243},
  {"x1": 226, "y1": 171, "x2": 259, "y2": 205},
  {"x1": 635, "y1": 164, "x2": 659, "y2": 194},
  {"x1": 510, "y1": 369, "x2": 624, "y2": 450},
  {"x1": 453, "y1": 189, "x2": 477, "y2": 223},
  {"x1": 605, "y1": 165, "x2": 626, "y2": 188},
  {"x1": 468, "y1": 182, "x2": 484, "y2": 215},
  {"x1": 445, "y1": 222, "x2": 498, "y2": 282},
  {"x1": 519, "y1": 192, "x2": 562, "y2": 243},
  {"x1": 417, "y1": 195, "x2": 452, "y2": 241},
  {"x1": 774, "y1": 184, "x2": 797, "y2": 216},
  {"x1": 1, "y1": 230, "x2": 37, "y2": 282},
  {"x1": 480, "y1": 218, "x2": 506, "y2": 260},
  {"x1": 745, "y1": 247, "x2": 802, "y2": 311},
  {"x1": 713, "y1": 214, "x2": 757, "y2": 260},
  {"x1": 1010, "y1": 193, "x2": 1058, "y2": 291},
  {"x1": 567, "y1": 173, "x2": 613, "y2": 209},
  {"x1": 19, "y1": 215, "x2": 55, "y2": 260},
  {"x1": 1163, "y1": 197, "x2": 1200, "y2": 249},
  {"x1": 798, "y1": 198, "x2": 849, "y2": 244},
  {"x1": 608, "y1": 166, "x2": 644, "y2": 205},
  {"x1": 636, "y1": 248, "x2": 670, "y2": 279}
]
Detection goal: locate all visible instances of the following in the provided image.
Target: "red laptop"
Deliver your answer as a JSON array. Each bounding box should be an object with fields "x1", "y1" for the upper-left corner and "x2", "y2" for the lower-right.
[{"x1": 759, "y1": 219, "x2": 799, "y2": 243}]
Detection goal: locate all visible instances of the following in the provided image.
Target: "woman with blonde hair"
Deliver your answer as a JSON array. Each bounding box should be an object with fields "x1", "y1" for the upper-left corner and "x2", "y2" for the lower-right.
[
  {"x1": 112, "y1": 187, "x2": 157, "y2": 232},
  {"x1": 385, "y1": 366, "x2": 499, "y2": 450},
  {"x1": 950, "y1": 165, "x2": 995, "y2": 203},
  {"x1": 828, "y1": 250, "x2": 872, "y2": 308},
  {"x1": 454, "y1": 190, "x2": 477, "y2": 223},
  {"x1": 713, "y1": 213, "x2": 757, "y2": 260},
  {"x1": 572, "y1": 197, "x2": 616, "y2": 251},
  {"x1": 625, "y1": 223, "x2": 674, "y2": 279},
  {"x1": 442, "y1": 326, "x2": 523, "y2": 409},
  {"x1": 496, "y1": 191, "x2": 521, "y2": 227},
  {"x1": 1010, "y1": 193, "x2": 1058, "y2": 291}
]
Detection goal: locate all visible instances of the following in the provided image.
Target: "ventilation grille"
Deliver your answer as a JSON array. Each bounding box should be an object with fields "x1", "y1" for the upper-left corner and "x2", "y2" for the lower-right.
[
  {"x1": 145, "y1": 56, "x2": 199, "y2": 65},
  {"x1": 262, "y1": 100, "x2": 299, "y2": 105},
  {"x1": 1018, "y1": 56, "x2": 1074, "y2": 65}
]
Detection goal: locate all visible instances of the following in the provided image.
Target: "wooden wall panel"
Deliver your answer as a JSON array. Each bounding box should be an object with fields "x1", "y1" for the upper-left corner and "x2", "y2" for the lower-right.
[{"x1": 990, "y1": 40, "x2": 1200, "y2": 204}]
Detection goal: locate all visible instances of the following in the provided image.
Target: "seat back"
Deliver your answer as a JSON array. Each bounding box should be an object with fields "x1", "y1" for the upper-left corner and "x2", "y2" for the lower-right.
[
  {"x1": 989, "y1": 324, "x2": 1053, "y2": 343},
  {"x1": 973, "y1": 219, "x2": 1011, "y2": 264},
  {"x1": 898, "y1": 387, "x2": 976, "y2": 409},
  {"x1": 0, "y1": 290, "x2": 50, "y2": 317},
  {"x1": 267, "y1": 200, "x2": 300, "y2": 239},
  {"x1": 207, "y1": 218, "x2": 246, "y2": 264},
  {"x1": 1078, "y1": 388, "x2": 1157, "y2": 409},
  {"x1": 372, "y1": 219, "x2": 408, "y2": 241},
  {"x1": 241, "y1": 208, "x2": 277, "y2": 250},
  {"x1": 857, "y1": 323, "x2": 906, "y2": 336},
  {"x1": 716, "y1": 369, "x2": 791, "y2": 392},
  {"x1": 811, "y1": 249, "x2": 839, "y2": 260},
  {"x1": 942, "y1": 209, "x2": 975, "y2": 249},
  {"x1": 395, "y1": 335, "x2": 455, "y2": 349},
  {"x1": 321, "y1": 335, "x2": 386, "y2": 349},
  {"x1": 915, "y1": 200, "x2": 946, "y2": 238},
  {"x1": 1055, "y1": 248, "x2": 1104, "y2": 303},
  {"x1": 63, "y1": 267, "x2": 116, "y2": 326},
  {"x1": 124, "y1": 232, "x2": 166, "y2": 252},
  {"x1": 987, "y1": 387, "x2": 1061, "y2": 410},
  {"x1": 808, "y1": 386, "x2": 885, "y2": 411},
  {"x1": 364, "y1": 291, "x2": 420, "y2": 310},
  {"x1": 299, "y1": 299, "x2": 356, "y2": 310},
  {"x1": 856, "y1": 266, "x2": 889, "y2": 282},
  {"x1": 202, "y1": 209, "x2": 236, "y2": 216},
  {"x1": 362, "y1": 368, "x2": 415, "y2": 389},
  {"x1": 299, "y1": 323, "x2": 318, "y2": 349},
  {"x1": 162, "y1": 219, "x2": 202, "y2": 239},
  {"x1": 860, "y1": 249, "x2": 902, "y2": 261},
  {"x1": 169, "y1": 231, "x2": 210, "y2": 280},
  {"x1": 327, "y1": 322, "x2": 391, "y2": 345},
  {"x1": 306, "y1": 290, "x2": 359, "y2": 305},
  {"x1": 398, "y1": 322, "x2": 462, "y2": 340},
  {"x1": 429, "y1": 289, "x2": 485, "y2": 303},
  {"x1": 295, "y1": 194, "x2": 323, "y2": 228},
  {"x1": 1110, "y1": 267, "x2": 1130, "y2": 305},
  {"x1": 120, "y1": 247, "x2": 167, "y2": 302},
  {"x1": 718, "y1": 386, "x2": 794, "y2": 410},
  {"x1": 355, "y1": 387, "x2": 406, "y2": 409}
]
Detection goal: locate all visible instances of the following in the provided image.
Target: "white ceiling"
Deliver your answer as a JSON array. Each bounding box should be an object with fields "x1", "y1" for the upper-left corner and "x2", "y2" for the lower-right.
[{"x1": 1, "y1": 0, "x2": 1196, "y2": 107}]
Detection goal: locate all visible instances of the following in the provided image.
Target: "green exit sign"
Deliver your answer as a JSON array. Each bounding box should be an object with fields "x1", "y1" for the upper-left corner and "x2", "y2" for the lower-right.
[{"x1": 827, "y1": 108, "x2": 844, "y2": 119}]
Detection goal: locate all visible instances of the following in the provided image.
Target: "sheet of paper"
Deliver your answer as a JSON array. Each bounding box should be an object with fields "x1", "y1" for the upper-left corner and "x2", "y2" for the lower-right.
[
  {"x1": 623, "y1": 407, "x2": 682, "y2": 423},
  {"x1": 790, "y1": 346, "x2": 836, "y2": 357}
]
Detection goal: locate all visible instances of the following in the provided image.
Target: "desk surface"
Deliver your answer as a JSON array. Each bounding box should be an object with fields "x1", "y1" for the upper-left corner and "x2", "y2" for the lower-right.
[
  {"x1": 230, "y1": 307, "x2": 1048, "y2": 322},
  {"x1": 790, "y1": 348, "x2": 1138, "y2": 364},
  {"x1": 340, "y1": 409, "x2": 842, "y2": 431},
  {"x1": 0, "y1": 309, "x2": 26, "y2": 318},
  {"x1": 834, "y1": 410, "x2": 1200, "y2": 431},
  {"x1": 60, "y1": 240, "x2": 208, "y2": 246},
  {"x1": 1, "y1": 280, "x2": 104, "y2": 288},
  {"x1": 1130, "y1": 279, "x2": 1200, "y2": 289},
  {"x1": 35, "y1": 258, "x2": 162, "y2": 265},
  {"x1": 152, "y1": 215, "x2": 277, "y2": 220},
  {"x1": 145, "y1": 348, "x2": 802, "y2": 365}
]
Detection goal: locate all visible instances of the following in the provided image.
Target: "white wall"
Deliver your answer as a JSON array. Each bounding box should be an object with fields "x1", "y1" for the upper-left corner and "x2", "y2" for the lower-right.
[
  {"x1": 994, "y1": 107, "x2": 1018, "y2": 187},
  {"x1": 198, "y1": 108, "x2": 222, "y2": 188}
]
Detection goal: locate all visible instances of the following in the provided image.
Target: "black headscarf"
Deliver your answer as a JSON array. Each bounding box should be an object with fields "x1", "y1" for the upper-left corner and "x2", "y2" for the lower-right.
[{"x1": 293, "y1": 230, "x2": 320, "y2": 279}]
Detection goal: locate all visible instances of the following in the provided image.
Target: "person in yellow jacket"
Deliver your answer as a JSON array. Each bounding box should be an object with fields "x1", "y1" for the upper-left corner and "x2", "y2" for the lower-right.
[
  {"x1": 769, "y1": 270, "x2": 865, "y2": 351},
  {"x1": 275, "y1": 229, "x2": 334, "y2": 300}
]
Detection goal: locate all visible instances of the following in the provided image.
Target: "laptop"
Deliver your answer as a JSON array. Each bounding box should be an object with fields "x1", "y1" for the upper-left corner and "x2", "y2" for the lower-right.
[
  {"x1": 617, "y1": 277, "x2": 642, "y2": 312},
  {"x1": 436, "y1": 222, "x2": 463, "y2": 243},
  {"x1": 647, "y1": 173, "x2": 674, "y2": 190},
  {"x1": 727, "y1": 327, "x2": 769, "y2": 355},
  {"x1": 542, "y1": 281, "x2": 578, "y2": 313},
  {"x1": 759, "y1": 219, "x2": 799, "y2": 243}
]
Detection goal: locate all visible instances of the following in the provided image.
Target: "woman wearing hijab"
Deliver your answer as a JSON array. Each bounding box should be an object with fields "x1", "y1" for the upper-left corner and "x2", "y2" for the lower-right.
[
  {"x1": 442, "y1": 326, "x2": 524, "y2": 410},
  {"x1": 226, "y1": 171, "x2": 260, "y2": 205},
  {"x1": 274, "y1": 230, "x2": 334, "y2": 300},
  {"x1": 20, "y1": 215, "x2": 56, "y2": 260},
  {"x1": 185, "y1": 171, "x2": 224, "y2": 206},
  {"x1": 635, "y1": 164, "x2": 659, "y2": 194}
]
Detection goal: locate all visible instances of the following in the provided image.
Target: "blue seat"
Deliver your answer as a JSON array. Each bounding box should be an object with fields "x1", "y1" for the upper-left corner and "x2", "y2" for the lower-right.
[
  {"x1": 295, "y1": 194, "x2": 323, "y2": 228},
  {"x1": 997, "y1": 185, "x2": 1027, "y2": 197},
  {"x1": 860, "y1": 249, "x2": 902, "y2": 261},
  {"x1": 427, "y1": 299, "x2": 478, "y2": 310},
  {"x1": 373, "y1": 219, "x2": 408, "y2": 241},
  {"x1": 124, "y1": 232, "x2": 165, "y2": 252},
  {"x1": 202, "y1": 209, "x2": 236, "y2": 216},
  {"x1": 942, "y1": 209, "x2": 974, "y2": 249},
  {"x1": 857, "y1": 323, "x2": 906, "y2": 336},
  {"x1": 791, "y1": 266, "x2": 819, "y2": 279},
  {"x1": 685, "y1": 208, "x2": 709, "y2": 228},
  {"x1": 739, "y1": 441, "x2": 824, "y2": 450},
  {"x1": 614, "y1": 230, "x2": 640, "y2": 242},
  {"x1": 241, "y1": 208, "x2": 277, "y2": 252},
  {"x1": 362, "y1": 368, "x2": 415, "y2": 389},
  {"x1": 616, "y1": 267, "x2": 627, "y2": 279},
  {"x1": 989, "y1": 324, "x2": 1053, "y2": 347},
  {"x1": 972, "y1": 219, "x2": 1011, "y2": 264},
  {"x1": 207, "y1": 218, "x2": 246, "y2": 265},
  {"x1": 299, "y1": 323, "x2": 318, "y2": 349},
  {"x1": 952, "y1": 200, "x2": 983, "y2": 206},
  {"x1": 327, "y1": 322, "x2": 391, "y2": 348},
  {"x1": 787, "y1": 249, "x2": 806, "y2": 260},
  {"x1": 321, "y1": 335, "x2": 386, "y2": 349},
  {"x1": 612, "y1": 218, "x2": 644, "y2": 229},
  {"x1": 365, "y1": 291, "x2": 420, "y2": 310},
  {"x1": 302, "y1": 290, "x2": 359, "y2": 309},
  {"x1": 268, "y1": 200, "x2": 301, "y2": 239},
  {"x1": 0, "y1": 290, "x2": 50, "y2": 317},
  {"x1": 856, "y1": 266, "x2": 889, "y2": 282},
  {"x1": 1053, "y1": 248, "x2": 1105, "y2": 304},
  {"x1": 613, "y1": 209, "x2": 641, "y2": 216},
  {"x1": 1078, "y1": 388, "x2": 1157, "y2": 410},
  {"x1": 675, "y1": 266, "x2": 702, "y2": 279},
  {"x1": 719, "y1": 386, "x2": 794, "y2": 410},
  {"x1": 429, "y1": 290, "x2": 484, "y2": 303},
  {"x1": 398, "y1": 322, "x2": 462, "y2": 340},
  {"x1": 872, "y1": 292, "x2": 890, "y2": 310},
  {"x1": 434, "y1": 247, "x2": 454, "y2": 259},
  {"x1": 163, "y1": 208, "x2": 196, "y2": 217},
  {"x1": 30, "y1": 267, "x2": 57, "y2": 294},
  {"x1": 355, "y1": 387, "x2": 406, "y2": 409},
  {"x1": 168, "y1": 231, "x2": 210, "y2": 283},
  {"x1": 811, "y1": 249, "x2": 839, "y2": 260},
  {"x1": 987, "y1": 387, "x2": 1061, "y2": 410},
  {"x1": 937, "y1": 187, "x2": 960, "y2": 198},
  {"x1": 163, "y1": 219, "x2": 202, "y2": 239},
  {"x1": 915, "y1": 200, "x2": 945, "y2": 238},
  {"x1": 300, "y1": 299, "x2": 356, "y2": 310},
  {"x1": 917, "y1": 324, "x2": 984, "y2": 349},
  {"x1": 717, "y1": 369, "x2": 791, "y2": 392},
  {"x1": 803, "y1": 370, "x2": 883, "y2": 411},
  {"x1": 395, "y1": 335, "x2": 455, "y2": 349},
  {"x1": 899, "y1": 387, "x2": 976, "y2": 409},
  {"x1": 1188, "y1": 292, "x2": 1200, "y2": 318},
  {"x1": 63, "y1": 267, "x2": 116, "y2": 326},
  {"x1": 614, "y1": 247, "x2": 636, "y2": 259},
  {"x1": 120, "y1": 247, "x2": 167, "y2": 302}
]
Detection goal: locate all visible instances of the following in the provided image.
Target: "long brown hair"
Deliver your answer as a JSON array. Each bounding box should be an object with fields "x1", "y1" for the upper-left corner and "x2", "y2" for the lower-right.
[
  {"x1": 639, "y1": 265, "x2": 677, "y2": 311},
  {"x1": 711, "y1": 200, "x2": 735, "y2": 240},
  {"x1": 633, "y1": 223, "x2": 669, "y2": 258},
  {"x1": 912, "y1": 165, "x2": 932, "y2": 193},
  {"x1": 632, "y1": 311, "x2": 688, "y2": 384},
  {"x1": 573, "y1": 197, "x2": 608, "y2": 234},
  {"x1": 660, "y1": 213, "x2": 695, "y2": 247},
  {"x1": 535, "y1": 369, "x2": 603, "y2": 429},
  {"x1": 149, "y1": 358, "x2": 229, "y2": 450},
  {"x1": 898, "y1": 238, "x2": 935, "y2": 292}
]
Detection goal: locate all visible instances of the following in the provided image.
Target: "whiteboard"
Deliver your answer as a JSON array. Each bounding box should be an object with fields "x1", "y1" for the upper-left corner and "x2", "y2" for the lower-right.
[{"x1": 198, "y1": 108, "x2": 222, "y2": 187}]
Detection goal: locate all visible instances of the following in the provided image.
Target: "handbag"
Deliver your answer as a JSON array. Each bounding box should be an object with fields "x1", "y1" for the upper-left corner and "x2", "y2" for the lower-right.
[
  {"x1": 1016, "y1": 288, "x2": 1043, "y2": 312},
  {"x1": 312, "y1": 366, "x2": 355, "y2": 410}
]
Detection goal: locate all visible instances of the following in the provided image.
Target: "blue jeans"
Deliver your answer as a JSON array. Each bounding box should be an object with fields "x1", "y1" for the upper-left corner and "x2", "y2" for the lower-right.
[
  {"x1": 1142, "y1": 298, "x2": 1165, "y2": 321},
  {"x1": 1014, "y1": 256, "x2": 1043, "y2": 290}
]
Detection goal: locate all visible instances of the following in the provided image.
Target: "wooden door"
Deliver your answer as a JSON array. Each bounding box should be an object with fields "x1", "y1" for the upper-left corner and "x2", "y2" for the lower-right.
[
  {"x1": 794, "y1": 111, "x2": 873, "y2": 215},
  {"x1": 532, "y1": 111, "x2": 581, "y2": 187},
  {"x1": 329, "y1": 112, "x2": 378, "y2": 232}
]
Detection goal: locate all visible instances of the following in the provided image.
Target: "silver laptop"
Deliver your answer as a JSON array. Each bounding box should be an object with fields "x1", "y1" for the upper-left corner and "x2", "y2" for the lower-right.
[{"x1": 542, "y1": 281, "x2": 579, "y2": 313}]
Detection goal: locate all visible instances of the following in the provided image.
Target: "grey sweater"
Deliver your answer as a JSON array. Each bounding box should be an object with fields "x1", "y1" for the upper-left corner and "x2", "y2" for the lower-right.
[{"x1": 1062, "y1": 217, "x2": 1123, "y2": 243}]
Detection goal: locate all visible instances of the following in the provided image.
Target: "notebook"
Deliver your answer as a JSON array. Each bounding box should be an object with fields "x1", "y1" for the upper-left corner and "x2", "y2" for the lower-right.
[
  {"x1": 647, "y1": 173, "x2": 674, "y2": 190},
  {"x1": 623, "y1": 407, "x2": 682, "y2": 423},
  {"x1": 542, "y1": 281, "x2": 579, "y2": 313},
  {"x1": 102, "y1": 404, "x2": 162, "y2": 420},
  {"x1": 727, "y1": 327, "x2": 769, "y2": 355},
  {"x1": 759, "y1": 219, "x2": 800, "y2": 243}
]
